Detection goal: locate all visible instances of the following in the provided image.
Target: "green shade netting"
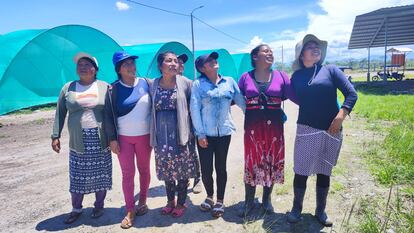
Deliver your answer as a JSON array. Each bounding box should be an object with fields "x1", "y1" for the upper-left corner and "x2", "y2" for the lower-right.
[
  {"x1": 195, "y1": 49, "x2": 237, "y2": 79},
  {"x1": 123, "y1": 42, "x2": 195, "y2": 80},
  {"x1": 231, "y1": 53, "x2": 252, "y2": 82},
  {"x1": 0, "y1": 25, "x2": 123, "y2": 115}
]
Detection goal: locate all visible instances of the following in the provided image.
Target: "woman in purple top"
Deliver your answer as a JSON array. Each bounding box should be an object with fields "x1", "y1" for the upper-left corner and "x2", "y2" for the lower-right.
[
  {"x1": 237, "y1": 44, "x2": 297, "y2": 217},
  {"x1": 287, "y1": 34, "x2": 357, "y2": 226}
]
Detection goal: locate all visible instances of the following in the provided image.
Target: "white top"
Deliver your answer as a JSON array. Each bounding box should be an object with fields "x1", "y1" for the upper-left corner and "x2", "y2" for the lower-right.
[
  {"x1": 117, "y1": 78, "x2": 151, "y2": 136},
  {"x1": 75, "y1": 81, "x2": 99, "y2": 129}
]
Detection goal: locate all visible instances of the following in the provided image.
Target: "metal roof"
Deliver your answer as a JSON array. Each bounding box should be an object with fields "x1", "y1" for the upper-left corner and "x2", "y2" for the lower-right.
[{"x1": 348, "y1": 4, "x2": 414, "y2": 49}]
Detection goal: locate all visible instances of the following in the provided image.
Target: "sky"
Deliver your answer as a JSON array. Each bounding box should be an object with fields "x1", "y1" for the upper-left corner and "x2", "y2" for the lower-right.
[{"x1": 1, "y1": 0, "x2": 414, "y2": 64}]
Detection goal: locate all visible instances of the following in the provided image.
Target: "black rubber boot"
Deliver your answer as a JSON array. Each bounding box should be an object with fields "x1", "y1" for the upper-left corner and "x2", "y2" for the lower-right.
[
  {"x1": 261, "y1": 185, "x2": 274, "y2": 214},
  {"x1": 287, "y1": 186, "x2": 306, "y2": 223},
  {"x1": 315, "y1": 186, "x2": 333, "y2": 227},
  {"x1": 238, "y1": 184, "x2": 256, "y2": 217}
]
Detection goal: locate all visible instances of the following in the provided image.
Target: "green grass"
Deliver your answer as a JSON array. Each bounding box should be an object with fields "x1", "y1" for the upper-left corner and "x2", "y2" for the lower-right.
[
  {"x1": 8, "y1": 104, "x2": 56, "y2": 115},
  {"x1": 351, "y1": 92, "x2": 414, "y2": 186},
  {"x1": 340, "y1": 83, "x2": 414, "y2": 232}
]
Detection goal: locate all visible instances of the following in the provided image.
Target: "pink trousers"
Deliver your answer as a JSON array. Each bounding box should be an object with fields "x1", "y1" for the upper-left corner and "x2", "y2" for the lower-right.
[{"x1": 118, "y1": 134, "x2": 152, "y2": 212}]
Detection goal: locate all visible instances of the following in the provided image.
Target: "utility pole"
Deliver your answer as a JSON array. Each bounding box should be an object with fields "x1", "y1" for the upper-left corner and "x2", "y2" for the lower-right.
[{"x1": 190, "y1": 5, "x2": 204, "y2": 79}]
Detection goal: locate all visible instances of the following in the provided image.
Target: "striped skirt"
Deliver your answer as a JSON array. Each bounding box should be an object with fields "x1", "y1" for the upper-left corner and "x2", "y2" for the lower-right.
[
  {"x1": 293, "y1": 124, "x2": 342, "y2": 176},
  {"x1": 69, "y1": 128, "x2": 112, "y2": 194}
]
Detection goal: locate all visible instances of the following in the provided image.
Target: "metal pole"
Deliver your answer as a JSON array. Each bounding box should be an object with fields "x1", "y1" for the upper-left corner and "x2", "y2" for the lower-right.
[
  {"x1": 383, "y1": 17, "x2": 388, "y2": 82},
  {"x1": 190, "y1": 5, "x2": 204, "y2": 79},
  {"x1": 281, "y1": 45, "x2": 284, "y2": 70},
  {"x1": 367, "y1": 47, "x2": 371, "y2": 82}
]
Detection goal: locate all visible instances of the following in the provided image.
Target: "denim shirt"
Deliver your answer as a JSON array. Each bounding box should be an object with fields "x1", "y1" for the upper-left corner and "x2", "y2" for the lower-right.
[{"x1": 190, "y1": 75, "x2": 245, "y2": 139}]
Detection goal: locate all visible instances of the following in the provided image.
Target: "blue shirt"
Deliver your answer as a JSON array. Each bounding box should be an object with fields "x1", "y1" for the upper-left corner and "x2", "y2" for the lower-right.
[
  {"x1": 190, "y1": 75, "x2": 245, "y2": 139},
  {"x1": 291, "y1": 65, "x2": 358, "y2": 130}
]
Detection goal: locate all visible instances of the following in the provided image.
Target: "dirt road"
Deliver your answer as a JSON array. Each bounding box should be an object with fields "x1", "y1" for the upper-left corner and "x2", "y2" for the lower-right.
[{"x1": 0, "y1": 102, "x2": 385, "y2": 233}]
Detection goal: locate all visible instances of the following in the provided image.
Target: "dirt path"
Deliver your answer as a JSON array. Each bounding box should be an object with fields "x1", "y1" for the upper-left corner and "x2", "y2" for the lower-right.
[{"x1": 0, "y1": 102, "x2": 386, "y2": 233}]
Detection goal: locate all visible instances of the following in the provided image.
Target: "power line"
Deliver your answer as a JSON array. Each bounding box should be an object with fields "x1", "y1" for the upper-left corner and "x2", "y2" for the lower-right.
[
  {"x1": 124, "y1": 0, "x2": 248, "y2": 45},
  {"x1": 125, "y1": 0, "x2": 189, "y2": 17},
  {"x1": 193, "y1": 16, "x2": 248, "y2": 45}
]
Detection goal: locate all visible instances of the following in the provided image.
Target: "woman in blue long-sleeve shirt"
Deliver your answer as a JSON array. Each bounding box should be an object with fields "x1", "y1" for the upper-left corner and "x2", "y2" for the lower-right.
[
  {"x1": 190, "y1": 51, "x2": 245, "y2": 218},
  {"x1": 287, "y1": 34, "x2": 358, "y2": 226}
]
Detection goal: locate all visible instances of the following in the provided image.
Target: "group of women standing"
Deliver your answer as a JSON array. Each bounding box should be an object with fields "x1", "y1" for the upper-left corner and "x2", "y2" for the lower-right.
[{"x1": 51, "y1": 34, "x2": 357, "y2": 229}]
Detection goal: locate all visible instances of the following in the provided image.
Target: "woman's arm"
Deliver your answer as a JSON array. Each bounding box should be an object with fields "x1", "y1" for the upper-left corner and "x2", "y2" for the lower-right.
[
  {"x1": 51, "y1": 86, "x2": 68, "y2": 153},
  {"x1": 189, "y1": 80, "x2": 206, "y2": 139},
  {"x1": 280, "y1": 71, "x2": 299, "y2": 105}
]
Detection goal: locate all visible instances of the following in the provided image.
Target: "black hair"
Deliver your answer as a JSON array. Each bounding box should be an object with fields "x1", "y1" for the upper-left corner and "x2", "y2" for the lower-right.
[
  {"x1": 250, "y1": 44, "x2": 270, "y2": 68},
  {"x1": 156, "y1": 51, "x2": 177, "y2": 73},
  {"x1": 114, "y1": 60, "x2": 124, "y2": 80}
]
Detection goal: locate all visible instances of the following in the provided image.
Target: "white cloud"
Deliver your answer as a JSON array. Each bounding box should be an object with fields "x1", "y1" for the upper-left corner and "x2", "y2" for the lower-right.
[
  {"x1": 209, "y1": 5, "x2": 303, "y2": 26},
  {"x1": 116, "y1": 1, "x2": 130, "y2": 11},
  {"x1": 244, "y1": 0, "x2": 414, "y2": 63}
]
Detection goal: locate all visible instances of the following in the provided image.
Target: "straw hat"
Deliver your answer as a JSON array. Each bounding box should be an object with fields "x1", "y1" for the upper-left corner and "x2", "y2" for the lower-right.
[{"x1": 292, "y1": 34, "x2": 327, "y2": 72}]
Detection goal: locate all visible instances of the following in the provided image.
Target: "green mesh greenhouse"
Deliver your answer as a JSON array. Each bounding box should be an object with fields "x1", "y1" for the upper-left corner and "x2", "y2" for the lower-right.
[
  {"x1": 0, "y1": 25, "x2": 253, "y2": 115},
  {"x1": 231, "y1": 53, "x2": 252, "y2": 82},
  {"x1": 0, "y1": 25, "x2": 122, "y2": 115},
  {"x1": 195, "y1": 49, "x2": 237, "y2": 79},
  {"x1": 123, "y1": 42, "x2": 194, "y2": 79}
]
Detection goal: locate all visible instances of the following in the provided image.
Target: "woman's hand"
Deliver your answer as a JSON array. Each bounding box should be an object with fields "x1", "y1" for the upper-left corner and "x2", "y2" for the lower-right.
[
  {"x1": 198, "y1": 138, "x2": 208, "y2": 148},
  {"x1": 51, "y1": 138, "x2": 61, "y2": 153},
  {"x1": 110, "y1": 140, "x2": 120, "y2": 155},
  {"x1": 327, "y1": 108, "x2": 348, "y2": 135},
  {"x1": 327, "y1": 117, "x2": 343, "y2": 135}
]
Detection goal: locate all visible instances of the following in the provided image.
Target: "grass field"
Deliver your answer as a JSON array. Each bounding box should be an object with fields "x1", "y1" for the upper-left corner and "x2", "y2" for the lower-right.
[{"x1": 339, "y1": 80, "x2": 414, "y2": 232}]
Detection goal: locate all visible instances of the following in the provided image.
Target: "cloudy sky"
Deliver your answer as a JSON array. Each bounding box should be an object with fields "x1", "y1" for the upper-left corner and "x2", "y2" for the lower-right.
[{"x1": 1, "y1": 0, "x2": 413, "y2": 63}]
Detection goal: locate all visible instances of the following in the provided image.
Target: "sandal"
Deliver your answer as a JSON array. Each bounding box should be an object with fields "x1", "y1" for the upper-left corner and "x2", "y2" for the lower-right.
[
  {"x1": 171, "y1": 204, "x2": 187, "y2": 218},
  {"x1": 120, "y1": 216, "x2": 134, "y2": 229},
  {"x1": 212, "y1": 202, "x2": 225, "y2": 218},
  {"x1": 135, "y1": 204, "x2": 148, "y2": 216},
  {"x1": 199, "y1": 197, "x2": 214, "y2": 212},
  {"x1": 161, "y1": 200, "x2": 176, "y2": 215}
]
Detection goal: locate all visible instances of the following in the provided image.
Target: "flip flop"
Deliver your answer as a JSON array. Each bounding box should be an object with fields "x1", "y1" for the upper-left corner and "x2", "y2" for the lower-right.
[{"x1": 120, "y1": 216, "x2": 134, "y2": 229}]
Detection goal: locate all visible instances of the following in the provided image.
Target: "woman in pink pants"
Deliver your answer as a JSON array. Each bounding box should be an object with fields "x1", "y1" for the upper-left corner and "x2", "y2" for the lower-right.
[{"x1": 104, "y1": 51, "x2": 152, "y2": 229}]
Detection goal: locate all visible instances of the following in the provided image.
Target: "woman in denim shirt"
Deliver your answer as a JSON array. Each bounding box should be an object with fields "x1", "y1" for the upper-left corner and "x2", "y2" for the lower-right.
[{"x1": 190, "y1": 52, "x2": 245, "y2": 218}]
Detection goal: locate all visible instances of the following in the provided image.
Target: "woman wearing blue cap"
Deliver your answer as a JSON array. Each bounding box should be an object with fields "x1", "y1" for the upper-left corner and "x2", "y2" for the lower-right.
[
  {"x1": 51, "y1": 52, "x2": 112, "y2": 224},
  {"x1": 190, "y1": 51, "x2": 245, "y2": 218},
  {"x1": 104, "y1": 51, "x2": 152, "y2": 229}
]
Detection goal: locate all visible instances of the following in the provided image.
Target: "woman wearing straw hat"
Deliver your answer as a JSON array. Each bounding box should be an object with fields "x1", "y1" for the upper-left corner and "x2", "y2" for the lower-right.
[
  {"x1": 51, "y1": 52, "x2": 112, "y2": 224},
  {"x1": 190, "y1": 51, "x2": 245, "y2": 218},
  {"x1": 237, "y1": 44, "x2": 298, "y2": 217},
  {"x1": 104, "y1": 51, "x2": 152, "y2": 229},
  {"x1": 287, "y1": 34, "x2": 358, "y2": 226}
]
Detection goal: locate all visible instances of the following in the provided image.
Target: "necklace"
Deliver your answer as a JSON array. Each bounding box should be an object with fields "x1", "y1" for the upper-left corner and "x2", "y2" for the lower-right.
[{"x1": 307, "y1": 64, "x2": 318, "y2": 86}]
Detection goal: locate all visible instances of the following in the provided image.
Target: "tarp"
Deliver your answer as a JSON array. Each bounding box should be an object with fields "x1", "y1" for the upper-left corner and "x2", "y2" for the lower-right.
[
  {"x1": 123, "y1": 42, "x2": 194, "y2": 79},
  {"x1": 231, "y1": 53, "x2": 252, "y2": 82},
  {"x1": 0, "y1": 25, "x2": 123, "y2": 115}
]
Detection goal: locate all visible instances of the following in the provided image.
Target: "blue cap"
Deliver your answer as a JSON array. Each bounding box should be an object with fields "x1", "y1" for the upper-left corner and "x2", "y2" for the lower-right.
[
  {"x1": 112, "y1": 51, "x2": 138, "y2": 66},
  {"x1": 195, "y1": 52, "x2": 219, "y2": 73}
]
